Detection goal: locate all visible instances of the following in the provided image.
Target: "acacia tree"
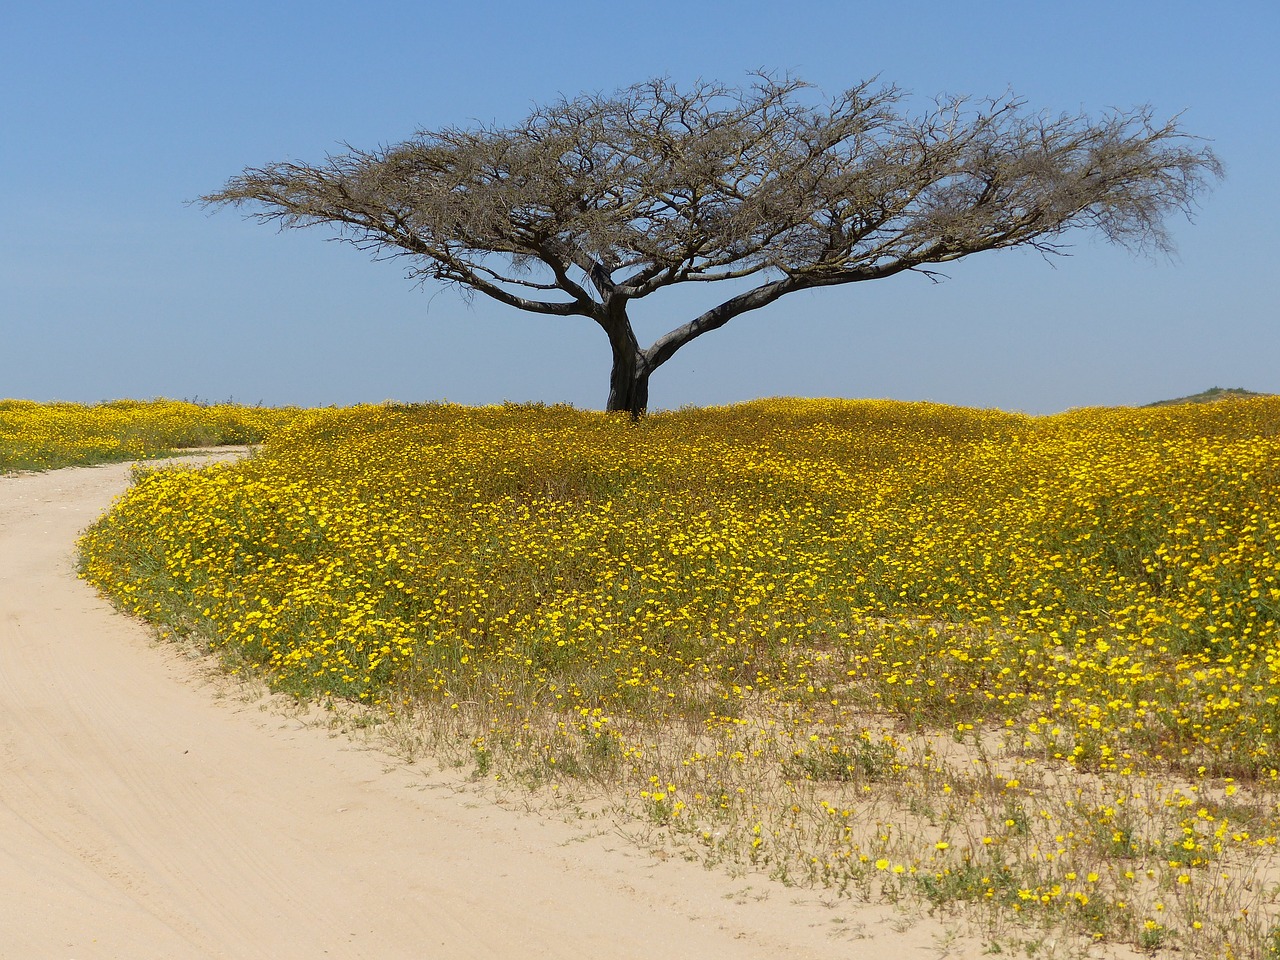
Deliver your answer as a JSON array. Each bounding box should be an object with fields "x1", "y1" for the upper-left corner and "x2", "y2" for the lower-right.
[{"x1": 203, "y1": 75, "x2": 1221, "y2": 417}]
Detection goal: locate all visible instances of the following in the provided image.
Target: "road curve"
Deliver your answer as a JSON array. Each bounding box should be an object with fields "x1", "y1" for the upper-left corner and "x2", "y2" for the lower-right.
[{"x1": 0, "y1": 457, "x2": 961, "y2": 960}]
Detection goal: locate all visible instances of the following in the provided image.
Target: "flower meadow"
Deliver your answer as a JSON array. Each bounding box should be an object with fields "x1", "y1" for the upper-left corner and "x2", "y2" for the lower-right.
[
  {"x1": 0, "y1": 398, "x2": 304, "y2": 472},
  {"x1": 74, "y1": 398, "x2": 1280, "y2": 956}
]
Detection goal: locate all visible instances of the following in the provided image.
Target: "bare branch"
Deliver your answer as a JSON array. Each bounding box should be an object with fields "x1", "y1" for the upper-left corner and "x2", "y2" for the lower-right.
[{"x1": 203, "y1": 73, "x2": 1222, "y2": 415}]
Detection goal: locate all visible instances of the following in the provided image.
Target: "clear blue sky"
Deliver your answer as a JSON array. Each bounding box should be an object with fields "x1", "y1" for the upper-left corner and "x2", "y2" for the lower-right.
[{"x1": 2, "y1": 1, "x2": 1275, "y2": 414}]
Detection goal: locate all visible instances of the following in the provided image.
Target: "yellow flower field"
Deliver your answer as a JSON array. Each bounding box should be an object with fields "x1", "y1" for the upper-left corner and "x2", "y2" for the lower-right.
[
  {"x1": 0, "y1": 398, "x2": 304, "y2": 472},
  {"x1": 75, "y1": 397, "x2": 1280, "y2": 956}
]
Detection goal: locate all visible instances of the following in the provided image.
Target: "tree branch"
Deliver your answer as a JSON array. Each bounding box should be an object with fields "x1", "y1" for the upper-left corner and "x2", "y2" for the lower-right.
[{"x1": 203, "y1": 73, "x2": 1222, "y2": 414}]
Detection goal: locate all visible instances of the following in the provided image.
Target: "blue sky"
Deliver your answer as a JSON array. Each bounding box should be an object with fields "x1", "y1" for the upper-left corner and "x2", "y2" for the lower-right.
[{"x1": 2, "y1": 1, "x2": 1275, "y2": 414}]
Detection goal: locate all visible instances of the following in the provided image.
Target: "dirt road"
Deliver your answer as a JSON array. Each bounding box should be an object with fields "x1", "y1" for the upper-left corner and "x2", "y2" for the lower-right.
[{"x1": 0, "y1": 457, "x2": 973, "y2": 959}]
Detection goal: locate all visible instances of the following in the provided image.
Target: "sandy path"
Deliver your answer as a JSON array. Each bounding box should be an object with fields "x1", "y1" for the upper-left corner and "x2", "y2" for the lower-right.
[{"x1": 0, "y1": 456, "x2": 980, "y2": 960}]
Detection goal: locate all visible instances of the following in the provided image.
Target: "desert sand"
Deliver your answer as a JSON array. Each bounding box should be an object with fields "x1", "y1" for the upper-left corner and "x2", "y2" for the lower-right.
[{"x1": 0, "y1": 455, "x2": 1005, "y2": 959}]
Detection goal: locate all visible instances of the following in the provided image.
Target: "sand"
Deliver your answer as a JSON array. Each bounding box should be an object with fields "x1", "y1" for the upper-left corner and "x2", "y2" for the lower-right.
[{"x1": 0, "y1": 455, "x2": 1003, "y2": 959}]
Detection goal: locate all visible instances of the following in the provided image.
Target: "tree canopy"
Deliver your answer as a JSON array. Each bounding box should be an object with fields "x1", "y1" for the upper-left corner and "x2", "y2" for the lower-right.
[{"x1": 204, "y1": 74, "x2": 1222, "y2": 416}]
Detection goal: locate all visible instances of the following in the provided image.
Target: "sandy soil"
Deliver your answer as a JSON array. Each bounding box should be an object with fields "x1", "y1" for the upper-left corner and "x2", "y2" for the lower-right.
[{"x1": 0, "y1": 455, "x2": 1000, "y2": 959}]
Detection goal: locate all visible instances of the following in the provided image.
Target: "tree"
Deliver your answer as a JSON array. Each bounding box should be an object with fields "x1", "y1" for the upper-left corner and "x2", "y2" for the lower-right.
[{"x1": 203, "y1": 75, "x2": 1221, "y2": 417}]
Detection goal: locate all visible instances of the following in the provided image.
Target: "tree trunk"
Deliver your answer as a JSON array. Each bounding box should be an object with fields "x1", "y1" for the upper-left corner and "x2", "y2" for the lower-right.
[{"x1": 605, "y1": 329, "x2": 651, "y2": 419}]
